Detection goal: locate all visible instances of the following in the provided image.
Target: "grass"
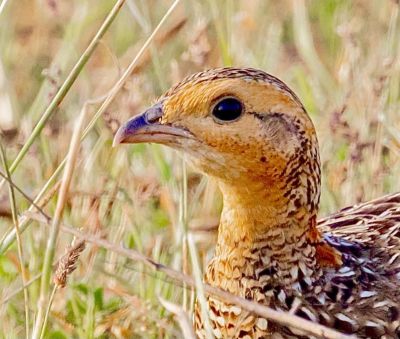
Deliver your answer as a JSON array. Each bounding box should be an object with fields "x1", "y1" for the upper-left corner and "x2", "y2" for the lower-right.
[{"x1": 0, "y1": 0, "x2": 399, "y2": 338}]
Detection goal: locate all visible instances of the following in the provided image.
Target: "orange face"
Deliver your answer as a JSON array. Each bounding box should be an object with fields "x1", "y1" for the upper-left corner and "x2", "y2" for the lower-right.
[{"x1": 114, "y1": 68, "x2": 318, "y2": 189}]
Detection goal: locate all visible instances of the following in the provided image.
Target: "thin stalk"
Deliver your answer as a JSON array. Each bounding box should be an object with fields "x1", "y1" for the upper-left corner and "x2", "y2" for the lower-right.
[
  {"x1": 26, "y1": 210, "x2": 352, "y2": 339},
  {"x1": 180, "y1": 158, "x2": 188, "y2": 311},
  {"x1": 292, "y1": 0, "x2": 335, "y2": 93},
  {"x1": 206, "y1": 0, "x2": 232, "y2": 66},
  {"x1": 0, "y1": 0, "x2": 127, "y2": 192},
  {"x1": 159, "y1": 296, "x2": 196, "y2": 339},
  {"x1": 0, "y1": 162, "x2": 63, "y2": 254},
  {"x1": 0, "y1": 0, "x2": 181, "y2": 255},
  {"x1": 81, "y1": 0, "x2": 181, "y2": 137},
  {"x1": 0, "y1": 0, "x2": 10, "y2": 17},
  {"x1": 39, "y1": 285, "x2": 57, "y2": 339},
  {"x1": 0, "y1": 169, "x2": 51, "y2": 222},
  {"x1": 40, "y1": 214, "x2": 350, "y2": 339},
  {"x1": 31, "y1": 106, "x2": 87, "y2": 339},
  {"x1": 0, "y1": 92, "x2": 109, "y2": 254},
  {"x1": 187, "y1": 234, "x2": 214, "y2": 339},
  {"x1": 1, "y1": 273, "x2": 41, "y2": 305},
  {"x1": 0, "y1": 144, "x2": 30, "y2": 338}
]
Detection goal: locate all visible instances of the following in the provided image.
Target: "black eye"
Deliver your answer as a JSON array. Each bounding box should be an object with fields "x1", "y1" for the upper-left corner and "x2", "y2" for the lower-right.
[{"x1": 212, "y1": 97, "x2": 243, "y2": 122}]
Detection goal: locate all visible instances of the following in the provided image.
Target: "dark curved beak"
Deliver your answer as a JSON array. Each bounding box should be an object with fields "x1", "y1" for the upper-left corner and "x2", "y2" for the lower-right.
[{"x1": 113, "y1": 102, "x2": 193, "y2": 147}]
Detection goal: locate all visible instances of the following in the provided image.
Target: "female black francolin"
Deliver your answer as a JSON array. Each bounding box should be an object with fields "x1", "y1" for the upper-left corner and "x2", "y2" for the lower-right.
[{"x1": 115, "y1": 67, "x2": 400, "y2": 338}]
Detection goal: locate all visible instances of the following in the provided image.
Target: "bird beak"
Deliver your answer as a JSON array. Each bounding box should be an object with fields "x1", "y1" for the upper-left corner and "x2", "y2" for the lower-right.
[{"x1": 113, "y1": 102, "x2": 193, "y2": 147}]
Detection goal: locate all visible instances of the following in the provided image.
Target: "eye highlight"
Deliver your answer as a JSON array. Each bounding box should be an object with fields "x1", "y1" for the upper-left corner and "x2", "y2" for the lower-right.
[{"x1": 212, "y1": 97, "x2": 243, "y2": 123}]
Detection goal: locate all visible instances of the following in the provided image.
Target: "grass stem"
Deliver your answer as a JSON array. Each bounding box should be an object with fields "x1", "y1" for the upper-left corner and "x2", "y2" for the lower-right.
[
  {"x1": 0, "y1": 144, "x2": 30, "y2": 338},
  {"x1": 31, "y1": 105, "x2": 87, "y2": 339},
  {"x1": 27, "y1": 211, "x2": 352, "y2": 339},
  {"x1": 0, "y1": 0, "x2": 127, "y2": 192},
  {"x1": 0, "y1": 0, "x2": 181, "y2": 255},
  {"x1": 39, "y1": 285, "x2": 57, "y2": 339}
]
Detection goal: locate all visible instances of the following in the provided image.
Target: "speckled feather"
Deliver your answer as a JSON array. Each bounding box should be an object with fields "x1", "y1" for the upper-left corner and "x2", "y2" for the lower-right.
[
  {"x1": 193, "y1": 193, "x2": 400, "y2": 339},
  {"x1": 142, "y1": 68, "x2": 400, "y2": 338}
]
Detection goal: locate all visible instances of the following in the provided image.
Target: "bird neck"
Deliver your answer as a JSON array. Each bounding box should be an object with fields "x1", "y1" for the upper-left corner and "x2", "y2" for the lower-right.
[
  {"x1": 211, "y1": 179, "x2": 342, "y2": 290},
  {"x1": 217, "y1": 179, "x2": 315, "y2": 246}
]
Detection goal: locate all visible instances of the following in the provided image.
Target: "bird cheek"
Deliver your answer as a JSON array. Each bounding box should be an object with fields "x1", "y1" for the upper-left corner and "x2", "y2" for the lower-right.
[
  {"x1": 188, "y1": 149, "x2": 227, "y2": 174},
  {"x1": 180, "y1": 143, "x2": 242, "y2": 179}
]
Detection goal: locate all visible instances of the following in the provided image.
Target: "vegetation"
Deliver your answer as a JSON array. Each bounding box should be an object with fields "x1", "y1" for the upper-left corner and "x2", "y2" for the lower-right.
[{"x1": 0, "y1": 0, "x2": 399, "y2": 338}]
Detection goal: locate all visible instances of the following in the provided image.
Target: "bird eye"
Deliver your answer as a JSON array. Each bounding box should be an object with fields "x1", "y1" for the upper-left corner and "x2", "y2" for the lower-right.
[{"x1": 212, "y1": 97, "x2": 243, "y2": 122}]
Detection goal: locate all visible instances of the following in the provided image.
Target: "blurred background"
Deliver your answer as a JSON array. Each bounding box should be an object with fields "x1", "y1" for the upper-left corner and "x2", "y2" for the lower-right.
[{"x1": 0, "y1": 0, "x2": 399, "y2": 338}]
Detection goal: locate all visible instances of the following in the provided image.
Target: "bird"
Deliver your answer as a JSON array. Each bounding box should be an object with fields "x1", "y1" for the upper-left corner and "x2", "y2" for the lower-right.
[{"x1": 113, "y1": 67, "x2": 400, "y2": 338}]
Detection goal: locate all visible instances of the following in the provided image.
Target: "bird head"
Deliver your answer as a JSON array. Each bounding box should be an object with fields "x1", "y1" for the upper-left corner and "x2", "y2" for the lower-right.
[{"x1": 114, "y1": 68, "x2": 321, "y2": 235}]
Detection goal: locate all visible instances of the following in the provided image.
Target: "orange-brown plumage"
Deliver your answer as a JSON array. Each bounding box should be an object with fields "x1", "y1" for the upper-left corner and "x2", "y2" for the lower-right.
[{"x1": 114, "y1": 67, "x2": 400, "y2": 338}]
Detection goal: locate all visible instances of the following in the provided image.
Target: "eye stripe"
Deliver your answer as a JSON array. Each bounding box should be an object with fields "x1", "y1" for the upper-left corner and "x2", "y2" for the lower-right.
[{"x1": 248, "y1": 111, "x2": 285, "y2": 121}]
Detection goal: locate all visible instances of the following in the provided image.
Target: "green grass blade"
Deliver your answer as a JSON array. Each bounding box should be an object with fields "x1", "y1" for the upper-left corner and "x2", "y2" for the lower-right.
[{"x1": 0, "y1": 0, "x2": 127, "y2": 191}]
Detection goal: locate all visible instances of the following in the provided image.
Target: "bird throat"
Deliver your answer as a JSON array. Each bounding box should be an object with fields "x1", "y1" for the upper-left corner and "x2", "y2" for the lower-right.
[{"x1": 205, "y1": 180, "x2": 343, "y2": 297}]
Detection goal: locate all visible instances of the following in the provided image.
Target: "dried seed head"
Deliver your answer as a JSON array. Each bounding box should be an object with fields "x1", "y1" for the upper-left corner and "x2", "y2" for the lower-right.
[{"x1": 54, "y1": 240, "x2": 86, "y2": 288}]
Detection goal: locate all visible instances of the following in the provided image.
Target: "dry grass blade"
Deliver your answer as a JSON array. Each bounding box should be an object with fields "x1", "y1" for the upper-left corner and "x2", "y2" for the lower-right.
[
  {"x1": 0, "y1": 168, "x2": 52, "y2": 222},
  {"x1": 159, "y1": 296, "x2": 196, "y2": 339},
  {"x1": 82, "y1": 0, "x2": 182, "y2": 136},
  {"x1": 1, "y1": 273, "x2": 41, "y2": 305},
  {"x1": 0, "y1": 0, "x2": 127, "y2": 192},
  {"x1": 0, "y1": 169, "x2": 60, "y2": 254},
  {"x1": 292, "y1": 0, "x2": 334, "y2": 91},
  {"x1": 2, "y1": 1, "x2": 399, "y2": 337},
  {"x1": 27, "y1": 212, "x2": 352, "y2": 339},
  {"x1": 0, "y1": 0, "x2": 10, "y2": 17},
  {"x1": 32, "y1": 105, "x2": 87, "y2": 339},
  {"x1": 39, "y1": 239, "x2": 86, "y2": 339},
  {"x1": 127, "y1": 16, "x2": 187, "y2": 76},
  {"x1": 0, "y1": 0, "x2": 182, "y2": 256},
  {"x1": 1, "y1": 239, "x2": 86, "y2": 307},
  {"x1": 54, "y1": 240, "x2": 86, "y2": 288},
  {"x1": 187, "y1": 234, "x2": 213, "y2": 339},
  {"x1": 0, "y1": 143, "x2": 30, "y2": 338},
  {"x1": 2, "y1": 240, "x2": 85, "y2": 306}
]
